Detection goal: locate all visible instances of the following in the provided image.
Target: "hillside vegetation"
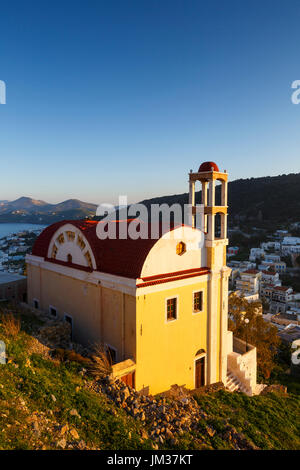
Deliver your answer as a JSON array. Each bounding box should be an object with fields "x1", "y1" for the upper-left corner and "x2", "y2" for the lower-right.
[{"x1": 0, "y1": 305, "x2": 299, "y2": 450}]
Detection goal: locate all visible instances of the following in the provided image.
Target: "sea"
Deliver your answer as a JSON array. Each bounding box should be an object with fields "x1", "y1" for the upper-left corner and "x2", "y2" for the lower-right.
[{"x1": 0, "y1": 223, "x2": 47, "y2": 239}]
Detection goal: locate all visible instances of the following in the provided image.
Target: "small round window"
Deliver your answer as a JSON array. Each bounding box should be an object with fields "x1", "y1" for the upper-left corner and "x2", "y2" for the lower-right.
[{"x1": 176, "y1": 241, "x2": 186, "y2": 256}]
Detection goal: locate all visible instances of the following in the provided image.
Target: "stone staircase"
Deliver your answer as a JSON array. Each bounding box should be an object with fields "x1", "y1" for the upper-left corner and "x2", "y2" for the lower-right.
[{"x1": 225, "y1": 370, "x2": 250, "y2": 394}]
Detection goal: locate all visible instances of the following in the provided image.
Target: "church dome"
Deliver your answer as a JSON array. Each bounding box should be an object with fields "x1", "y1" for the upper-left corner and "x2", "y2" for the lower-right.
[{"x1": 198, "y1": 161, "x2": 219, "y2": 172}]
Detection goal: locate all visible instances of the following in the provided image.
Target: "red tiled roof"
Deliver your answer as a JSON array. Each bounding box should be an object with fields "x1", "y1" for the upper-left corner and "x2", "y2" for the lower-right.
[
  {"x1": 262, "y1": 270, "x2": 277, "y2": 276},
  {"x1": 32, "y1": 220, "x2": 195, "y2": 280},
  {"x1": 274, "y1": 286, "x2": 291, "y2": 292},
  {"x1": 242, "y1": 269, "x2": 259, "y2": 275}
]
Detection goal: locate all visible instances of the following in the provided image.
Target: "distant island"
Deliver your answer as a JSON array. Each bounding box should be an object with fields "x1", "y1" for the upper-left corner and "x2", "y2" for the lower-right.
[{"x1": 0, "y1": 197, "x2": 98, "y2": 224}]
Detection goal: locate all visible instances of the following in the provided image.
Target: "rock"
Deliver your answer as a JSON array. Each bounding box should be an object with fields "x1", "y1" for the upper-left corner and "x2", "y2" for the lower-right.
[
  {"x1": 122, "y1": 387, "x2": 130, "y2": 400},
  {"x1": 33, "y1": 421, "x2": 40, "y2": 435},
  {"x1": 60, "y1": 424, "x2": 69, "y2": 435},
  {"x1": 261, "y1": 384, "x2": 287, "y2": 395},
  {"x1": 57, "y1": 438, "x2": 67, "y2": 449},
  {"x1": 70, "y1": 409, "x2": 81, "y2": 418},
  {"x1": 51, "y1": 394, "x2": 56, "y2": 402},
  {"x1": 141, "y1": 430, "x2": 148, "y2": 440},
  {"x1": 78, "y1": 440, "x2": 86, "y2": 450},
  {"x1": 70, "y1": 428, "x2": 80, "y2": 440}
]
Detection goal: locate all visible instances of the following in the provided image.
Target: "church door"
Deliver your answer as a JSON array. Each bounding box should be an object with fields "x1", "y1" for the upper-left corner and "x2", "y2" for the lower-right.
[{"x1": 195, "y1": 357, "x2": 205, "y2": 388}]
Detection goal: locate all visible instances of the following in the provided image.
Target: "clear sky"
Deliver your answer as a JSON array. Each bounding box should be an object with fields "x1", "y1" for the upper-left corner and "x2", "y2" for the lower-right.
[{"x1": 1, "y1": 0, "x2": 300, "y2": 205}]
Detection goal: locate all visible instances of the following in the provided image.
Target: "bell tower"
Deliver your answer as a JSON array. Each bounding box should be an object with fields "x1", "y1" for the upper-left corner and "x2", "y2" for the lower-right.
[
  {"x1": 189, "y1": 161, "x2": 231, "y2": 385},
  {"x1": 189, "y1": 161, "x2": 228, "y2": 244}
]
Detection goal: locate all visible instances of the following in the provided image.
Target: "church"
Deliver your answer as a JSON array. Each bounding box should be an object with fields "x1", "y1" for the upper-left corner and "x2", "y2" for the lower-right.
[{"x1": 26, "y1": 162, "x2": 259, "y2": 395}]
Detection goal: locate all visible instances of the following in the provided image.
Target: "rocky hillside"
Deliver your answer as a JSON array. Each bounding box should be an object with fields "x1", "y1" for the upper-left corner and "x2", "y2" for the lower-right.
[{"x1": 0, "y1": 304, "x2": 299, "y2": 450}]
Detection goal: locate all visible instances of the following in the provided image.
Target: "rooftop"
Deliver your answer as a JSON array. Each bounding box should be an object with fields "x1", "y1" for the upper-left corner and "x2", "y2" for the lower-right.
[
  {"x1": 274, "y1": 286, "x2": 292, "y2": 292},
  {"x1": 242, "y1": 269, "x2": 260, "y2": 275}
]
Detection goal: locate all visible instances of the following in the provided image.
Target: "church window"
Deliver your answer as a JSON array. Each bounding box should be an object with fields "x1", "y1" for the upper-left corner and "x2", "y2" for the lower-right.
[
  {"x1": 57, "y1": 233, "x2": 65, "y2": 244},
  {"x1": 66, "y1": 231, "x2": 75, "y2": 241},
  {"x1": 84, "y1": 251, "x2": 93, "y2": 268},
  {"x1": 193, "y1": 291, "x2": 203, "y2": 312},
  {"x1": 51, "y1": 244, "x2": 58, "y2": 259},
  {"x1": 77, "y1": 236, "x2": 86, "y2": 251},
  {"x1": 166, "y1": 298, "x2": 177, "y2": 321},
  {"x1": 176, "y1": 241, "x2": 186, "y2": 256}
]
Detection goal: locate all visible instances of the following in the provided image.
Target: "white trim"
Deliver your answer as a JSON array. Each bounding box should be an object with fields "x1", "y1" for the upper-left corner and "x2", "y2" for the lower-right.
[
  {"x1": 194, "y1": 353, "x2": 206, "y2": 388},
  {"x1": 49, "y1": 305, "x2": 57, "y2": 317},
  {"x1": 165, "y1": 295, "x2": 179, "y2": 323},
  {"x1": 26, "y1": 254, "x2": 136, "y2": 296},
  {"x1": 192, "y1": 289, "x2": 204, "y2": 315},
  {"x1": 26, "y1": 254, "x2": 209, "y2": 297},
  {"x1": 137, "y1": 274, "x2": 209, "y2": 296}
]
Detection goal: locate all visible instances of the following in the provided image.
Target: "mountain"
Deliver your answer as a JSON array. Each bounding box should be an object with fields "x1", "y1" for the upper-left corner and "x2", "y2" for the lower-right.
[
  {"x1": 48, "y1": 199, "x2": 98, "y2": 213},
  {"x1": 0, "y1": 197, "x2": 98, "y2": 223},
  {"x1": 2, "y1": 197, "x2": 48, "y2": 211}
]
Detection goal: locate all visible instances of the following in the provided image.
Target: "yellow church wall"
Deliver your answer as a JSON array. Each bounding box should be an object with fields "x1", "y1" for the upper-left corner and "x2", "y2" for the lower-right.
[
  {"x1": 27, "y1": 264, "x2": 136, "y2": 360},
  {"x1": 101, "y1": 287, "x2": 136, "y2": 362},
  {"x1": 29, "y1": 265, "x2": 101, "y2": 345},
  {"x1": 27, "y1": 264, "x2": 42, "y2": 305},
  {"x1": 135, "y1": 280, "x2": 208, "y2": 395}
]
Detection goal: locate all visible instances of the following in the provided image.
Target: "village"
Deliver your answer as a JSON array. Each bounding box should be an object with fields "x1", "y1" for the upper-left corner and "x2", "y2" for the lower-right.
[
  {"x1": 227, "y1": 226, "x2": 300, "y2": 347},
  {"x1": 0, "y1": 228, "x2": 43, "y2": 274}
]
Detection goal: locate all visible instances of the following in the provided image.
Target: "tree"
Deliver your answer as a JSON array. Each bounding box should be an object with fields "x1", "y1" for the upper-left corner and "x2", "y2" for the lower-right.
[
  {"x1": 296, "y1": 255, "x2": 300, "y2": 267},
  {"x1": 228, "y1": 294, "x2": 280, "y2": 379}
]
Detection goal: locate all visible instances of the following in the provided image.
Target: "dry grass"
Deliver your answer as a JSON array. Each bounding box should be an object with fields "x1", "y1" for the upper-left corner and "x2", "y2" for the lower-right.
[
  {"x1": 0, "y1": 312, "x2": 21, "y2": 338},
  {"x1": 89, "y1": 343, "x2": 113, "y2": 378},
  {"x1": 26, "y1": 336, "x2": 50, "y2": 358}
]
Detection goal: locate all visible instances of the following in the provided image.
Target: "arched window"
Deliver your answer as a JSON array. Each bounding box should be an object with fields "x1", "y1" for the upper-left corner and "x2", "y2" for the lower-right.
[
  {"x1": 195, "y1": 348, "x2": 205, "y2": 357},
  {"x1": 215, "y1": 213, "x2": 222, "y2": 239},
  {"x1": 51, "y1": 244, "x2": 58, "y2": 259}
]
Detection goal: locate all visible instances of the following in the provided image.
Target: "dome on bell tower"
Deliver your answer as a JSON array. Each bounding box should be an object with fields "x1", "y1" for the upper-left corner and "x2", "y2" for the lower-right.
[{"x1": 198, "y1": 161, "x2": 219, "y2": 172}]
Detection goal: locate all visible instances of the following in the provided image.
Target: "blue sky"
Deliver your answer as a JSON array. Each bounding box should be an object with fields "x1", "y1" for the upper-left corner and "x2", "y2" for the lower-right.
[{"x1": 0, "y1": 0, "x2": 300, "y2": 204}]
